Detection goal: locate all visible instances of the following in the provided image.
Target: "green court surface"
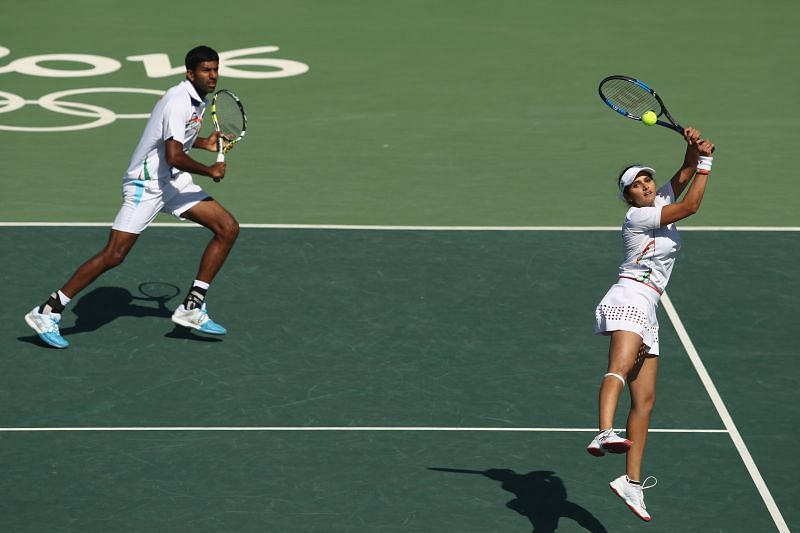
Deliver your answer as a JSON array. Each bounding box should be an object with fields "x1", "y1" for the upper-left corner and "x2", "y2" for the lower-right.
[
  {"x1": 1, "y1": 228, "x2": 797, "y2": 531},
  {"x1": 2, "y1": 0, "x2": 798, "y2": 531}
]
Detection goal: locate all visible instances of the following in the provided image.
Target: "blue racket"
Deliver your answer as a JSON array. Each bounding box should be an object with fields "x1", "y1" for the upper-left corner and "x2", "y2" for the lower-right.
[{"x1": 598, "y1": 75, "x2": 683, "y2": 134}]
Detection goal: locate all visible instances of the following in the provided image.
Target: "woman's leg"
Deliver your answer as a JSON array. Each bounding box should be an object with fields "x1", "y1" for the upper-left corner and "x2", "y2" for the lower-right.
[
  {"x1": 598, "y1": 331, "x2": 644, "y2": 430},
  {"x1": 625, "y1": 350, "x2": 658, "y2": 481}
]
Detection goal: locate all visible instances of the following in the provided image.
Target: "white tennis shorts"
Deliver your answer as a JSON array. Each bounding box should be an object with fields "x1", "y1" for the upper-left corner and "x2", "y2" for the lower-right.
[
  {"x1": 594, "y1": 277, "x2": 661, "y2": 355},
  {"x1": 112, "y1": 172, "x2": 209, "y2": 234}
]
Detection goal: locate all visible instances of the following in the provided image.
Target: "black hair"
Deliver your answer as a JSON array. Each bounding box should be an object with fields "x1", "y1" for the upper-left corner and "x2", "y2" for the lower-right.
[{"x1": 185, "y1": 46, "x2": 219, "y2": 71}]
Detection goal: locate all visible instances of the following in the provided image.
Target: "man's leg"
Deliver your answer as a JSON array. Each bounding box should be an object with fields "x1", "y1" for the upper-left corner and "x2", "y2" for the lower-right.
[
  {"x1": 180, "y1": 198, "x2": 240, "y2": 284},
  {"x1": 61, "y1": 230, "x2": 140, "y2": 298},
  {"x1": 170, "y1": 198, "x2": 239, "y2": 334},
  {"x1": 25, "y1": 229, "x2": 139, "y2": 348}
]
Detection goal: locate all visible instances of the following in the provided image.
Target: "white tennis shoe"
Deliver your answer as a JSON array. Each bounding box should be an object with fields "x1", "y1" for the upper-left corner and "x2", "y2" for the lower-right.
[
  {"x1": 24, "y1": 306, "x2": 69, "y2": 348},
  {"x1": 171, "y1": 303, "x2": 227, "y2": 335},
  {"x1": 586, "y1": 429, "x2": 632, "y2": 456},
  {"x1": 609, "y1": 474, "x2": 657, "y2": 521}
]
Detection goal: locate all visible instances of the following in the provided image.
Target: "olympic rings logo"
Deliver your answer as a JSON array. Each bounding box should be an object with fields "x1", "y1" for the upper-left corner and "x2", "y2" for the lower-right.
[
  {"x1": 0, "y1": 87, "x2": 165, "y2": 132},
  {"x1": 0, "y1": 45, "x2": 309, "y2": 132}
]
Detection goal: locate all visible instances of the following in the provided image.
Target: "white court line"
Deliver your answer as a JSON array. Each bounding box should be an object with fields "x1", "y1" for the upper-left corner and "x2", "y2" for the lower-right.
[
  {"x1": 0, "y1": 222, "x2": 798, "y2": 231},
  {"x1": 662, "y1": 292, "x2": 790, "y2": 533},
  {"x1": 0, "y1": 426, "x2": 727, "y2": 433}
]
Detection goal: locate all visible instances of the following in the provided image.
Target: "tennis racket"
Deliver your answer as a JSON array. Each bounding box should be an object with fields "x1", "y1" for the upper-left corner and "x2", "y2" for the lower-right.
[
  {"x1": 598, "y1": 75, "x2": 683, "y2": 135},
  {"x1": 210, "y1": 89, "x2": 247, "y2": 163}
]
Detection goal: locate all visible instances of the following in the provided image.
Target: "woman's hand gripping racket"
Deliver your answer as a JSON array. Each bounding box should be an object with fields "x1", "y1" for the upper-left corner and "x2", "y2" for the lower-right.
[
  {"x1": 598, "y1": 75, "x2": 684, "y2": 134},
  {"x1": 210, "y1": 89, "x2": 247, "y2": 181}
]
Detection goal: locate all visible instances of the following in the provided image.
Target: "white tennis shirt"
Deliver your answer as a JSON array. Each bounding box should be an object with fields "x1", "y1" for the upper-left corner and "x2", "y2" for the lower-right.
[
  {"x1": 618, "y1": 182, "x2": 681, "y2": 294},
  {"x1": 125, "y1": 80, "x2": 207, "y2": 180}
]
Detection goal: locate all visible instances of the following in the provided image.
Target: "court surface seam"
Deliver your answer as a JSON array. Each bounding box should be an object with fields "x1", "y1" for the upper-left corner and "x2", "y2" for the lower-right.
[{"x1": 662, "y1": 292, "x2": 789, "y2": 533}]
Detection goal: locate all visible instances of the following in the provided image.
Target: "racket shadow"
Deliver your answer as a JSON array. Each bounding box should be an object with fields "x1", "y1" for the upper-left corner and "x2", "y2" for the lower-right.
[
  {"x1": 428, "y1": 467, "x2": 607, "y2": 533},
  {"x1": 57, "y1": 285, "x2": 176, "y2": 335}
]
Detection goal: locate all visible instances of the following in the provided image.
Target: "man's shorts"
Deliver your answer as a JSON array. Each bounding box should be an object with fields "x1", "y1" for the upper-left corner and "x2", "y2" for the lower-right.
[{"x1": 112, "y1": 172, "x2": 209, "y2": 234}]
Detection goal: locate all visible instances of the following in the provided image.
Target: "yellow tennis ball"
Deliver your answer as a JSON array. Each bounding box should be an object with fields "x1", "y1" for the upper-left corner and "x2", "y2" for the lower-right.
[{"x1": 641, "y1": 111, "x2": 658, "y2": 126}]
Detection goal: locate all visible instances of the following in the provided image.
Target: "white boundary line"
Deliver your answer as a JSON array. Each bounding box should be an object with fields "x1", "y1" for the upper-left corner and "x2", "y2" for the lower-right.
[
  {"x1": 0, "y1": 222, "x2": 798, "y2": 231},
  {"x1": 662, "y1": 292, "x2": 789, "y2": 533},
  {"x1": 0, "y1": 426, "x2": 727, "y2": 433}
]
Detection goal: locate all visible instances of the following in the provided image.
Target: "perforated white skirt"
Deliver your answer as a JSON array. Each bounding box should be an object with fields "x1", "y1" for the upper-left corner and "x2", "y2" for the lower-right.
[{"x1": 594, "y1": 277, "x2": 662, "y2": 355}]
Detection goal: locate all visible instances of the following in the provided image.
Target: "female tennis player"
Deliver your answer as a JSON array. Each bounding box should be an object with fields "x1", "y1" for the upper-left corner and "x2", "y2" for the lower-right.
[{"x1": 587, "y1": 127, "x2": 715, "y2": 521}]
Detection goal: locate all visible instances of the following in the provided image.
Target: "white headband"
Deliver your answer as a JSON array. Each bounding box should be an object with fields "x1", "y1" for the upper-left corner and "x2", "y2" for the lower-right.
[{"x1": 618, "y1": 165, "x2": 656, "y2": 195}]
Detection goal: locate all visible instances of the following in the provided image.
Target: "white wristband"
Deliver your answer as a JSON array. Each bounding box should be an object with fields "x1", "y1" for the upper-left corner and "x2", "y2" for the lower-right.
[{"x1": 697, "y1": 156, "x2": 713, "y2": 174}]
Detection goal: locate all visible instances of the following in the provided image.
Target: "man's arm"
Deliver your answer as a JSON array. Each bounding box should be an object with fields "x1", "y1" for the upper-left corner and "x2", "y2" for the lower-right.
[
  {"x1": 165, "y1": 138, "x2": 226, "y2": 181},
  {"x1": 192, "y1": 130, "x2": 223, "y2": 152}
]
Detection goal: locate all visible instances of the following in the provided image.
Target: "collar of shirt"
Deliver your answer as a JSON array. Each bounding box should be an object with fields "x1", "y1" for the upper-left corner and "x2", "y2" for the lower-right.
[{"x1": 180, "y1": 79, "x2": 205, "y2": 106}]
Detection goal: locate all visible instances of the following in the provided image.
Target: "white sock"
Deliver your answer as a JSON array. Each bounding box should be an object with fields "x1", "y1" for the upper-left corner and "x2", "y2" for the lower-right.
[
  {"x1": 193, "y1": 279, "x2": 210, "y2": 290},
  {"x1": 57, "y1": 290, "x2": 71, "y2": 306}
]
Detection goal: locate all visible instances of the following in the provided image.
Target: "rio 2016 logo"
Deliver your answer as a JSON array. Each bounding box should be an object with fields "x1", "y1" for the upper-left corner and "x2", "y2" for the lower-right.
[{"x1": 0, "y1": 45, "x2": 309, "y2": 132}]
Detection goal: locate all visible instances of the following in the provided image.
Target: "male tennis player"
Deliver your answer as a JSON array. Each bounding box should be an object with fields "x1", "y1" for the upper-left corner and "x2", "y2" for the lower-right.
[{"x1": 24, "y1": 45, "x2": 239, "y2": 348}]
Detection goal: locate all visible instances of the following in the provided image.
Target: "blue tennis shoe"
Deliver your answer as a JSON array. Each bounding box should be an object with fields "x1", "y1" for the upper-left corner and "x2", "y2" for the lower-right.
[
  {"x1": 24, "y1": 307, "x2": 69, "y2": 348},
  {"x1": 171, "y1": 303, "x2": 227, "y2": 335}
]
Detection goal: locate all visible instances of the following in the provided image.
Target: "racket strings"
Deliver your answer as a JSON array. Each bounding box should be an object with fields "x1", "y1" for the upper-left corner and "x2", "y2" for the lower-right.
[
  {"x1": 214, "y1": 95, "x2": 245, "y2": 138},
  {"x1": 600, "y1": 79, "x2": 661, "y2": 118},
  {"x1": 139, "y1": 282, "x2": 180, "y2": 301}
]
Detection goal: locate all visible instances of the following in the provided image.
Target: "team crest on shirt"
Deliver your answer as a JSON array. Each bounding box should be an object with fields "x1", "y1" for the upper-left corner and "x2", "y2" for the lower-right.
[
  {"x1": 185, "y1": 112, "x2": 203, "y2": 137},
  {"x1": 635, "y1": 239, "x2": 655, "y2": 264}
]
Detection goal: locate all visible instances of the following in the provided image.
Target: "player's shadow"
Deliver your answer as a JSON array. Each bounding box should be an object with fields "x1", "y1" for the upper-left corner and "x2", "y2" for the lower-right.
[
  {"x1": 19, "y1": 283, "x2": 221, "y2": 345},
  {"x1": 428, "y1": 467, "x2": 607, "y2": 533},
  {"x1": 59, "y1": 285, "x2": 172, "y2": 334}
]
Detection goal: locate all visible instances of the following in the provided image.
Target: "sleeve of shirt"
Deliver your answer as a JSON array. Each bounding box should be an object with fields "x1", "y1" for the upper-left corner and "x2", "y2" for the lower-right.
[
  {"x1": 625, "y1": 181, "x2": 678, "y2": 230},
  {"x1": 656, "y1": 182, "x2": 676, "y2": 204},
  {"x1": 625, "y1": 205, "x2": 663, "y2": 231},
  {"x1": 162, "y1": 99, "x2": 187, "y2": 145}
]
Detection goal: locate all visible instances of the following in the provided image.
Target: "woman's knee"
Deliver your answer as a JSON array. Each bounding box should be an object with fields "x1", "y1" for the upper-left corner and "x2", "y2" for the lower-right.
[
  {"x1": 606, "y1": 356, "x2": 638, "y2": 380},
  {"x1": 632, "y1": 391, "x2": 656, "y2": 414}
]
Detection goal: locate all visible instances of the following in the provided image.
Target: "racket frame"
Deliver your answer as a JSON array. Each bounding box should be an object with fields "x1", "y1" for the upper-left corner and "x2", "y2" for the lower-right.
[
  {"x1": 137, "y1": 281, "x2": 180, "y2": 301},
  {"x1": 136, "y1": 282, "x2": 181, "y2": 309},
  {"x1": 210, "y1": 89, "x2": 247, "y2": 163},
  {"x1": 598, "y1": 75, "x2": 683, "y2": 135}
]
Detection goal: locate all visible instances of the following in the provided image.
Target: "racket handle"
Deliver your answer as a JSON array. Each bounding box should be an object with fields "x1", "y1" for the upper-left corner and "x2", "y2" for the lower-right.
[{"x1": 216, "y1": 151, "x2": 226, "y2": 163}]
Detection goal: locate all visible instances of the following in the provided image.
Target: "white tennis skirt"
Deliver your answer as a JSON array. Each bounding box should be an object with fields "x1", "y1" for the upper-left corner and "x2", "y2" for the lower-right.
[{"x1": 594, "y1": 277, "x2": 662, "y2": 355}]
